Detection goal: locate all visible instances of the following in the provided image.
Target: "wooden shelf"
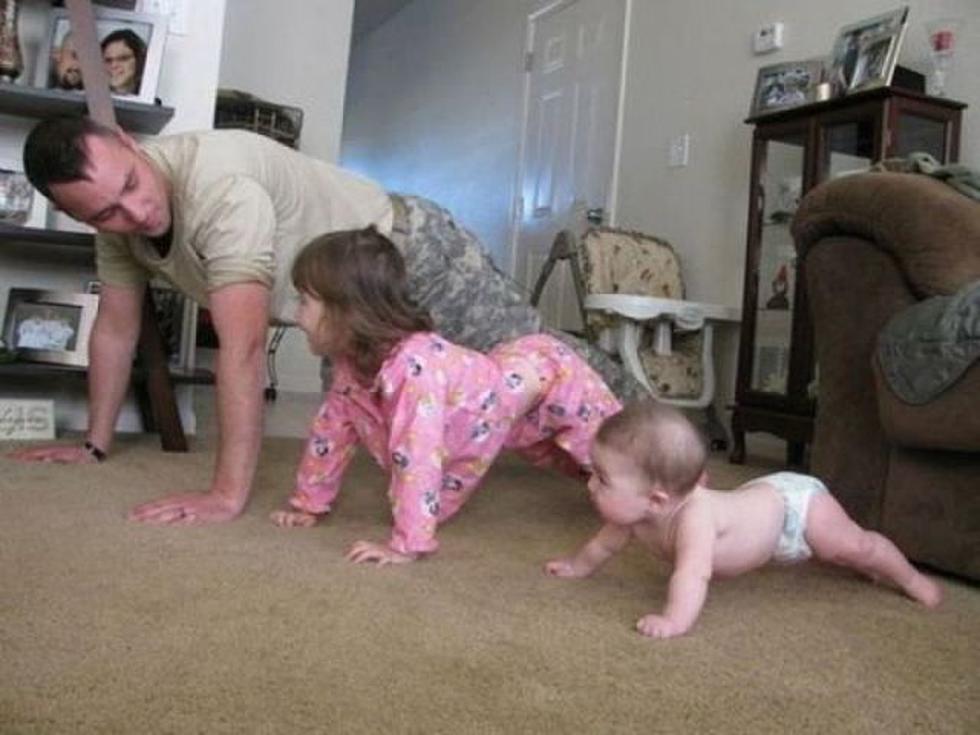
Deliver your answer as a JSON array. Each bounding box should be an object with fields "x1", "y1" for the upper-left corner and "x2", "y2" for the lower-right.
[
  {"x1": 0, "y1": 84, "x2": 174, "y2": 134},
  {"x1": 0, "y1": 223, "x2": 95, "y2": 249},
  {"x1": 0, "y1": 360, "x2": 215, "y2": 386}
]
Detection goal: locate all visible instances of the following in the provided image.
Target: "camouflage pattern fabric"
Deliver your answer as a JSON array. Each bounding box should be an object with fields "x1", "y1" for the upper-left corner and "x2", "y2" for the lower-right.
[
  {"x1": 390, "y1": 194, "x2": 539, "y2": 352},
  {"x1": 378, "y1": 194, "x2": 644, "y2": 402}
]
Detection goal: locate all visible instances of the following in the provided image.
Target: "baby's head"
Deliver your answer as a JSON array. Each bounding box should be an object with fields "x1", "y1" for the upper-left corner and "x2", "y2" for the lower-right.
[
  {"x1": 588, "y1": 399, "x2": 707, "y2": 524},
  {"x1": 291, "y1": 226, "x2": 432, "y2": 378}
]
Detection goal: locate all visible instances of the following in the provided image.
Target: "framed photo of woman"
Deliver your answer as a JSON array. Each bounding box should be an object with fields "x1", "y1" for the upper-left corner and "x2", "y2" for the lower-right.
[{"x1": 34, "y1": 7, "x2": 168, "y2": 105}]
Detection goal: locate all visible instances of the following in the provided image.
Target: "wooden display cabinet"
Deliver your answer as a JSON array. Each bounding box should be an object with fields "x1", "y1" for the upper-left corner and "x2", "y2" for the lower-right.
[{"x1": 730, "y1": 86, "x2": 965, "y2": 466}]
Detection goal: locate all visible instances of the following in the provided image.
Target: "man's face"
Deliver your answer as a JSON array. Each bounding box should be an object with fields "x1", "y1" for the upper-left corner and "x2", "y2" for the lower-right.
[
  {"x1": 55, "y1": 37, "x2": 82, "y2": 90},
  {"x1": 48, "y1": 132, "x2": 172, "y2": 238}
]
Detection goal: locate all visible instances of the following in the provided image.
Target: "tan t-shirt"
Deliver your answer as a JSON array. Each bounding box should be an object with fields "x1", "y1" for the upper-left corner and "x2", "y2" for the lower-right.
[{"x1": 95, "y1": 129, "x2": 394, "y2": 322}]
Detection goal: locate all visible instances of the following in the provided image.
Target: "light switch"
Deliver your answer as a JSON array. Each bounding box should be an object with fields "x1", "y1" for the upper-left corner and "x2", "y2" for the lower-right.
[
  {"x1": 753, "y1": 22, "x2": 784, "y2": 54},
  {"x1": 668, "y1": 134, "x2": 690, "y2": 168}
]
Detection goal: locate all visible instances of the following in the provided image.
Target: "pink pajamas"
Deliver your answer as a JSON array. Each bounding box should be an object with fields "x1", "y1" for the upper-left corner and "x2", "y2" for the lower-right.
[{"x1": 290, "y1": 332, "x2": 621, "y2": 556}]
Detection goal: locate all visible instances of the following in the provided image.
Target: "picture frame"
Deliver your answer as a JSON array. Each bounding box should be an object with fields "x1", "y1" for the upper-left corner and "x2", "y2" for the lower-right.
[
  {"x1": 34, "y1": 7, "x2": 169, "y2": 104},
  {"x1": 2, "y1": 289, "x2": 100, "y2": 367},
  {"x1": 827, "y1": 6, "x2": 909, "y2": 95},
  {"x1": 749, "y1": 59, "x2": 825, "y2": 118}
]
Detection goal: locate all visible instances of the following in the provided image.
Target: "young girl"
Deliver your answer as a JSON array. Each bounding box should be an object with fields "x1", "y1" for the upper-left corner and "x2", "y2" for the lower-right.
[{"x1": 272, "y1": 226, "x2": 621, "y2": 565}]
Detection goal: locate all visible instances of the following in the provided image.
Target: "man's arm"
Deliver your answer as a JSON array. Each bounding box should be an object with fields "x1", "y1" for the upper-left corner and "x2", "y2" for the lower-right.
[
  {"x1": 8, "y1": 283, "x2": 143, "y2": 464},
  {"x1": 129, "y1": 282, "x2": 270, "y2": 524},
  {"x1": 545, "y1": 522, "x2": 632, "y2": 578}
]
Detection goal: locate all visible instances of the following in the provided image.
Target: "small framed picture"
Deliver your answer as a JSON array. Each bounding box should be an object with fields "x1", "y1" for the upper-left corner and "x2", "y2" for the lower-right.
[
  {"x1": 2, "y1": 289, "x2": 100, "y2": 367},
  {"x1": 34, "y1": 7, "x2": 169, "y2": 104},
  {"x1": 749, "y1": 59, "x2": 825, "y2": 118},
  {"x1": 827, "y1": 6, "x2": 908, "y2": 95}
]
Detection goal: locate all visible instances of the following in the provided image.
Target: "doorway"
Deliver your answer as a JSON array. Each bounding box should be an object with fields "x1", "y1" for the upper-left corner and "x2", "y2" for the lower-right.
[{"x1": 512, "y1": 0, "x2": 627, "y2": 331}]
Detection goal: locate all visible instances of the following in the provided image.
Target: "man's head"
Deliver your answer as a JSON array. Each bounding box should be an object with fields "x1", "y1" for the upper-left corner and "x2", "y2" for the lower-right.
[
  {"x1": 587, "y1": 399, "x2": 707, "y2": 524},
  {"x1": 23, "y1": 116, "x2": 171, "y2": 237},
  {"x1": 53, "y1": 32, "x2": 82, "y2": 90}
]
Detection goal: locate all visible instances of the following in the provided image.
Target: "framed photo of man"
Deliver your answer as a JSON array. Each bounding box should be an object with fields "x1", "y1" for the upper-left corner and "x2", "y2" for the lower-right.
[
  {"x1": 34, "y1": 7, "x2": 168, "y2": 105},
  {"x1": 827, "y1": 6, "x2": 908, "y2": 95}
]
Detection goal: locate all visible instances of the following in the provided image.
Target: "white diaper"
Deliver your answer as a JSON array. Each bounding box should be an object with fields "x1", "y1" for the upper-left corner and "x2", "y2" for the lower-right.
[{"x1": 755, "y1": 472, "x2": 828, "y2": 563}]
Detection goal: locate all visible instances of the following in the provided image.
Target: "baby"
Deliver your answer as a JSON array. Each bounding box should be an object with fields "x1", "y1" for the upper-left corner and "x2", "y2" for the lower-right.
[{"x1": 546, "y1": 399, "x2": 943, "y2": 639}]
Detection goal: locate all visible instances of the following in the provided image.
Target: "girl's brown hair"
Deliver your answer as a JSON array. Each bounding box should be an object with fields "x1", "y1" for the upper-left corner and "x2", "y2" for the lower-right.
[
  {"x1": 596, "y1": 399, "x2": 707, "y2": 496},
  {"x1": 291, "y1": 226, "x2": 433, "y2": 381}
]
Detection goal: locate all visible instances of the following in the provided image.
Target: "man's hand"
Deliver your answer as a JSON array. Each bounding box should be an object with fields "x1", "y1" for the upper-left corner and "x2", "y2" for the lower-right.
[
  {"x1": 636, "y1": 613, "x2": 685, "y2": 640},
  {"x1": 7, "y1": 444, "x2": 99, "y2": 464},
  {"x1": 346, "y1": 540, "x2": 416, "y2": 566},
  {"x1": 128, "y1": 491, "x2": 243, "y2": 525},
  {"x1": 544, "y1": 557, "x2": 591, "y2": 578},
  {"x1": 270, "y1": 509, "x2": 321, "y2": 528}
]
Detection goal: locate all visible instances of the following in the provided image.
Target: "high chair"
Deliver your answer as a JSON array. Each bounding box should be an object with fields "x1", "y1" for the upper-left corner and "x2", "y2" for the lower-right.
[{"x1": 531, "y1": 227, "x2": 740, "y2": 449}]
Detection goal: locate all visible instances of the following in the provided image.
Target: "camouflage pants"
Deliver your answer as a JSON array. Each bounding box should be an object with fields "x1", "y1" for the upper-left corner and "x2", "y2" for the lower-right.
[{"x1": 324, "y1": 194, "x2": 643, "y2": 401}]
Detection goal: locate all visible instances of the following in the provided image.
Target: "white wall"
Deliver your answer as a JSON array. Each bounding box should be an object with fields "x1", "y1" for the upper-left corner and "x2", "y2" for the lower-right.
[
  {"x1": 615, "y1": 0, "x2": 980, "y2": 419},
  {"x1": 342, "y1": 0, "x2": 533, "y2": 266},
  {"x1": 341, "y1": 0, "x2": 980, "y2": 422},
  {"x1": 616, "y1": 0, "x2": 980, "y2": 310},
  {"x1": 218, "y1": 0, "x2": 353, "y2": 163},
  {"x1": 0, "y1": 0, "x2": 229, "y2": 433},
  {"x1": 218, "y1": 0, "x2": 354, "y2": 392}
]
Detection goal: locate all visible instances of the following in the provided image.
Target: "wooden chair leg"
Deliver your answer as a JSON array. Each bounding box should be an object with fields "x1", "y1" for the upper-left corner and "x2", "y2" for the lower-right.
[{"x1": 138, "y1": 290, "x2": 187, "y2": 452}]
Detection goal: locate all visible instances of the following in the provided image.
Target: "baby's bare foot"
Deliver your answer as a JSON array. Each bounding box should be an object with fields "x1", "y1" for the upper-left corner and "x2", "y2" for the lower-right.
[{"x1": 905, "y1": 573, "x2": 943, "y2": 608}]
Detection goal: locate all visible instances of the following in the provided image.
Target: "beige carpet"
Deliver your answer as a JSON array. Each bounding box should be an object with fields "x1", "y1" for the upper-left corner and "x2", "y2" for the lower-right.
[{"x1": 1, "y1": 436, "x2": 977, "y2": 734}]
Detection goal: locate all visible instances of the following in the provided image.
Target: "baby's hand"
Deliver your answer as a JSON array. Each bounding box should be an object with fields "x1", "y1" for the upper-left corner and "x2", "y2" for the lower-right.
[
  {"x1": 544, "y1": 557, "x2": 587, "y2": 578},
  {"x1": 346, "y1": 540, "x2": 416, "y2": 566},
  {"x1": 269, "y1": 509, "x2": 321, "y2": 528},
  {"x1": 636, "y1": 613, "x2": 684, "y2": 640}
]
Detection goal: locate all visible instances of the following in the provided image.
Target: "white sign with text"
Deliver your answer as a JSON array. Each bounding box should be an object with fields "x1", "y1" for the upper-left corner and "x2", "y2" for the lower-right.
[{"x1": 0, "y1": 399, "x2": 56, "y2": 441}]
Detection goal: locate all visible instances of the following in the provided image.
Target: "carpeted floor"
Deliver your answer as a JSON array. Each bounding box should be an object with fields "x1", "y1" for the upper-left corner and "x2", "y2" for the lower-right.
[{"x1": 1, "y1": 436, "x2": 977, "y2": 734}]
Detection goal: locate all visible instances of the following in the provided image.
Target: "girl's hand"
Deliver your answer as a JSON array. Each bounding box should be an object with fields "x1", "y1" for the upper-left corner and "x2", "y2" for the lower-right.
[
  {"x1": 636, "y1": 613, "x2": 684, "y2": 640},
  {"x1": 544, "y1": 557, "x2": 588, "y2": 578},
  {"x1": 270, "y1": 509, "x2": 321, "y2": 528},
  {"x1": 346, "y1": 540, "x2": 416, "y2": 566}
]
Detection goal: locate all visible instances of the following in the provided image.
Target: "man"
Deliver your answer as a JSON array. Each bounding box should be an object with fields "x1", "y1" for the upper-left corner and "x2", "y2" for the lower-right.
[
  {"x1": 51, "y1": 32, "x2": 83, "y2": 90},
  {"x1": 16, "y1": 116, "x2": 639, "y2": 525}
]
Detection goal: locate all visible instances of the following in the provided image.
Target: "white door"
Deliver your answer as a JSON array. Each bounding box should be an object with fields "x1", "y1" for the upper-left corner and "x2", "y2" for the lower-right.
[{"x1": 513, "y1": 0, "x2": 626, "y2": 331}]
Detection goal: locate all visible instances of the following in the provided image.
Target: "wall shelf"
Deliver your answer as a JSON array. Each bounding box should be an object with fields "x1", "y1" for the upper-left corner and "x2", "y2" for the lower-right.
[
  {"x1": 0, "y1": 84, "x2": 174, "y2": 134},
  {"x1": 0, "y1": 361, "x2": 214, "y2": 386},
  {"x1": 0, "y1": 222, "x2": 94, "y2": 249}
]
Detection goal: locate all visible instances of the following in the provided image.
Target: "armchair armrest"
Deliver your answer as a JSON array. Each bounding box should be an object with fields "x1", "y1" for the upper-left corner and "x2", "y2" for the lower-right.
[{"x1": 792, "y1": 172, "x2": 980, "y2": 298}]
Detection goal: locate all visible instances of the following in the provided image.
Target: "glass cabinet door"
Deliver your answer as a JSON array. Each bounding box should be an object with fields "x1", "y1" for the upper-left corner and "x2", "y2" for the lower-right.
[
  {"x1": 894, "y1": 113, "x2": 948, "y2": 160},
  {"x1": 749, "y1": 130, "x2": 806, "y2": 397},
  {"x1": 819, "y1": 115, "x2": 877, "y2": 179}
]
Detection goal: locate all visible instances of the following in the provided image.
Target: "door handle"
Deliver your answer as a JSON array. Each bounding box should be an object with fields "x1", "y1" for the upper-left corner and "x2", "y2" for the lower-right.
[{"x1": 586, "y1": 207, "x2": 605, "y2": 225}]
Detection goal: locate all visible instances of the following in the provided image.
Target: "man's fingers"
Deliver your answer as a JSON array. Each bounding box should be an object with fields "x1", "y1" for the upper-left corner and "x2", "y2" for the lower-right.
[{"x1": 130, "y1": 502, "x2": 185, "y2": 524}]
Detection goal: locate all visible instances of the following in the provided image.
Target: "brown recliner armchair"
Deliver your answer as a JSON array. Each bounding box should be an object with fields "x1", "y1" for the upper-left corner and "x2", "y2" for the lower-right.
[{"x1": 792, "y1": 172, "x2": 980, "y2": 581}]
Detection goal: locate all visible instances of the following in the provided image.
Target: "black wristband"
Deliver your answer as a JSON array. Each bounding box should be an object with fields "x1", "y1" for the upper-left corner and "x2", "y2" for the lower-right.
[{"x1": 84, "y1": 441, "x2": 107, "y2": 463}]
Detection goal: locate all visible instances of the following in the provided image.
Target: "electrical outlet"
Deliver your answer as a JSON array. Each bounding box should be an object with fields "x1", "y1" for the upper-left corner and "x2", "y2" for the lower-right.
[
  {"x1": 753, "y1": 22, "x2": 784, "y2": 54},
  {"x1": 668, "y1": 134, "x2": 690, "y2": 168}
]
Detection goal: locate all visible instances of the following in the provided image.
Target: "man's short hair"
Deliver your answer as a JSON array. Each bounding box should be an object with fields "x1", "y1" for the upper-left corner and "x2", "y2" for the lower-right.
[{"x1": 22, "y1": 116, "x2": 118, "y2": 199}]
